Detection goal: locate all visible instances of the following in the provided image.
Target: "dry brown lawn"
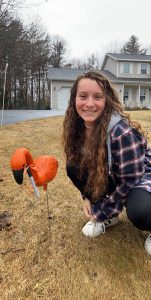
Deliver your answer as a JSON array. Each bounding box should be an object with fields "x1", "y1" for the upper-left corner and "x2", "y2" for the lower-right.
[{"x1": 0, "y1": 111, "x2": 151, "y2": 300}]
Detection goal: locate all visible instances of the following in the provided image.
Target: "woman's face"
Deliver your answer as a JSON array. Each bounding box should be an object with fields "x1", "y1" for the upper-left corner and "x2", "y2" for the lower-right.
[{"x1": 75, "y1": 78, "x2": 106, "y2": 127}]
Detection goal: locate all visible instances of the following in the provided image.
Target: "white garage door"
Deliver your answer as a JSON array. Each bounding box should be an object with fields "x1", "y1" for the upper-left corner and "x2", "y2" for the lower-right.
[{"x1": 58, "y1": 87, "x2": 71, "y2": 110}]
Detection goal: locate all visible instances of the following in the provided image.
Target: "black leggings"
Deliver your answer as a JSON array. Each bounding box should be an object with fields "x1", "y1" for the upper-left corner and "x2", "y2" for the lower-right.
[
  {"x1": 126, "y1": 189, "x2": 151, "y2": 231},
  {"x1": 67, "y1": 164, "x2": 151, "y2": 231}
]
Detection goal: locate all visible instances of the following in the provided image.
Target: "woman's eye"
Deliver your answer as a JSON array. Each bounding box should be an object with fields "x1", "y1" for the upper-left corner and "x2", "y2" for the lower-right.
[
  {"x1": 80, "y1": 95, "x2": 86, "y2": 99},
  {"x1": 95, "y1": 95, "x2": 103, "y2": 100}
]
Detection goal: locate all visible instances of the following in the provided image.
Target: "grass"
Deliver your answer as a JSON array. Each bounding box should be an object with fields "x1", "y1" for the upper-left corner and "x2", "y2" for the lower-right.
[{"x1": 0, "y1": 111, "x2": 151, "y2": 300}]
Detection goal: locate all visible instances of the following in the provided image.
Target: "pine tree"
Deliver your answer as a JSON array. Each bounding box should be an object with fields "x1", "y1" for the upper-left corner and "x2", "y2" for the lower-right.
[{"x1": 120, "y1": 35, "x2": 147, "y2": 55}]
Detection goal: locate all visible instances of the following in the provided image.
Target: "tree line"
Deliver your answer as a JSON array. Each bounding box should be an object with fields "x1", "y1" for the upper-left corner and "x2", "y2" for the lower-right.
[
  {"x1": 0, "y1": 0, "x2": 150, "y2": 109},
  {"x1": 0, "y1": 0, "x2": 68, "y2": 109}
]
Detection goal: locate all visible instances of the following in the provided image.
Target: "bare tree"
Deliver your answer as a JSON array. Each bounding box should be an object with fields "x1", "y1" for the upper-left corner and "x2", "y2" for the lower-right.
[
  {"x1": 0, "y1": 0, "x2": 14, "y2": 18},
  {"x1": 49, "y1": 35, "x2": 68, "y2": 67},
  {"x1": 85, "y1": 53, "x2": 100, "y2": 69},
  {"x1": 69, "y1": 57, "x2": 87, "y2": 69},
  {"x1": 69, "y1": 52, "x2": 101, "y2": 70}
]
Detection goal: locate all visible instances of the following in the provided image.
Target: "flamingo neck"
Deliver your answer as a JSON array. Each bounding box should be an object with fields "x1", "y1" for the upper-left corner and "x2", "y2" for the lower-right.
[{"x1": 24, "y1": 149, "x2": 34, "y2": 166}]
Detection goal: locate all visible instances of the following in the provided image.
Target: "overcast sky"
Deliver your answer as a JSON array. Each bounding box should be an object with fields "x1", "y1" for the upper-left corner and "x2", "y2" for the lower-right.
[{"x1": 20, "y1": 0, "x2": 151, "y2": 59}]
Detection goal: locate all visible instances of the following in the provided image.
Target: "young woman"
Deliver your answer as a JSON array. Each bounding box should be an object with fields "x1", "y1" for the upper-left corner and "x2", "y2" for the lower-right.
[{"x1": 63, "y1": 70, "x2": 151, "y2": 255}]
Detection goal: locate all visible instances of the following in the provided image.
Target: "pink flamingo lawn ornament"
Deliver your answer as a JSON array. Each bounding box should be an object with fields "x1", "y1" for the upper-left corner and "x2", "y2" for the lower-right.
[{"x1": 10, "y1": 147, "x2": 58, "y2": 222}]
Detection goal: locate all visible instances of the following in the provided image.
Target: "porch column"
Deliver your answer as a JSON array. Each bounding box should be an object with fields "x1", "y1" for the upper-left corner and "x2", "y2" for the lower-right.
[{"x1": 138, "y1": 85, "x2": 141, "y2": 108}]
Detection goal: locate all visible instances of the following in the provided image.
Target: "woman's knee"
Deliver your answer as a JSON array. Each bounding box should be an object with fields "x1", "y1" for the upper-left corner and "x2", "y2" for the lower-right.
[
  {"x1": 126, "y1": 203, "x2": 146, "y2": 230},
  {"x1": 126, "y1": 189, "x2": 151, "y2": 231}
]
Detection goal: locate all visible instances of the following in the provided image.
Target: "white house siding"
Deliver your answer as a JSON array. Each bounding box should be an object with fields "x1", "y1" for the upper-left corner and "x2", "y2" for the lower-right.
[
  {"x1": 104, "y1": 57, "x2": 117, "y2": 76},
  {"x1": 112, "y1": 83, "x2": 124, "y2": 103}
]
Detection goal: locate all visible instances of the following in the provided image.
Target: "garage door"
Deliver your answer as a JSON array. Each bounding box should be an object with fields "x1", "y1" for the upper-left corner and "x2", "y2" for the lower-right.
[{"x1": 58, "y1": 87, "x2": 71, "y2": 110}]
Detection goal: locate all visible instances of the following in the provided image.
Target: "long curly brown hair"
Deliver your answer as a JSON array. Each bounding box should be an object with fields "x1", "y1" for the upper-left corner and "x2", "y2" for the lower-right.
[{"x1": 63, "y1": 70, "x2": 143, "y2": 201}]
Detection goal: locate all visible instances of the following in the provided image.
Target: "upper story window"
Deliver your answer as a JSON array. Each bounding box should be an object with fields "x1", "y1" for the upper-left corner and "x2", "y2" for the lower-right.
[
  {"x1": 120, "y1": 62, "x2": 133, "y2": 74},
  {"x1": 138, "y1": 63, "x2": 150, "y2": 75},
  {"x1": 124, "y1": 63, "x2": 130, "y2": 73},
  {"x1": 140, "y1": 63, "x2": 147, "y2": 74}
]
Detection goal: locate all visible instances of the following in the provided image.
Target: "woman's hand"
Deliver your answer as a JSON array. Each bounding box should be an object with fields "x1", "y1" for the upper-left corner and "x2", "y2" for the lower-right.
[{"x1": 83, "y1": 199, "x2": 95, "y2": 220}]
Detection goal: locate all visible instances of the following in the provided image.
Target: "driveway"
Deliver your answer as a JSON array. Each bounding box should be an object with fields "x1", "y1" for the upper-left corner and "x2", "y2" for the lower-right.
[{"x1": 0, "y1": 109, "x2": 65, "y2": 126}]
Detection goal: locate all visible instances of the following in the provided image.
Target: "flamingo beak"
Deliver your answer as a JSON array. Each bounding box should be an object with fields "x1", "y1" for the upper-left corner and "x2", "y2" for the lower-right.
[{"x1": 12, "y1": 169, "x2": 24, "y2": 184}]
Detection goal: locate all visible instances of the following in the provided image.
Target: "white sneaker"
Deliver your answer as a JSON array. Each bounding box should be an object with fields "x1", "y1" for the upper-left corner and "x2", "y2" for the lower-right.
[
  {"x1": 144, "y1": 233, "x2": 151, "y2": 255},
  {"x1": 82, "y1": 216, "x2": 119, "y2": 238},
  {"x1": 104, "y1": 216, "x2": 120, "y2": 228}
]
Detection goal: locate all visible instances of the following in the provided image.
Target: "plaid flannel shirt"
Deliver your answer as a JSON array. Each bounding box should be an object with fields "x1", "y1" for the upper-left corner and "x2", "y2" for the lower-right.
[{"x1": 92, "y1": 119, "x2": 151, "y2": 221}]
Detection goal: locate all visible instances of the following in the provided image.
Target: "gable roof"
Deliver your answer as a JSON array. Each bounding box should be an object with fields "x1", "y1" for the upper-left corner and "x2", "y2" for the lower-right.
[
  {"x1": 48, "y1": 67, "x2": 89, "y2": 81},
  {"x1": 101, "y1": 53, "x2": 151, "y2": 69},
  {"x1": 107, "y1": 53, "x2": 151, "y2": 61}
]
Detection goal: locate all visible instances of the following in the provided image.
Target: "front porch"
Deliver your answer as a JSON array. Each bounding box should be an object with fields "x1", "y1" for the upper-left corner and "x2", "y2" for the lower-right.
[{"x1": 121, "y1": 84, "x2": 151, "y2": 108}]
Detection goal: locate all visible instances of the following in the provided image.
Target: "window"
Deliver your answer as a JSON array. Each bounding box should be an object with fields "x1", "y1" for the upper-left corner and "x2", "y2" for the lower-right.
[
  {"x1": 120, "y1": 62, "x2": 133, "y2": 74},
  {"x1": 141, "y1": 63, "x2": 147, "y2": 74},
  {"x1": 124, "y1": 63, "x2": 130, "y2": 74},
  {"x1": 123, "y1": 88, "x2": 129, "y2": 102},
  {"x1": 140, "y1": 88, "x2": 146, "y2": 102}
]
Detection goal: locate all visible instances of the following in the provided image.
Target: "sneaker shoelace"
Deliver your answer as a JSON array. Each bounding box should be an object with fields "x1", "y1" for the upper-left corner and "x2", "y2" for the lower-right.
[{"x1": 93, "y1": 221, "x2": 106, "y2": 234}]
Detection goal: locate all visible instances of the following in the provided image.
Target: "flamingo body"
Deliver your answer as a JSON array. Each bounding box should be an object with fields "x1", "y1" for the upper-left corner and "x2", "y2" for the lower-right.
[{"x1": 10, "y1": 148, "x2": 58, "y2": 191}]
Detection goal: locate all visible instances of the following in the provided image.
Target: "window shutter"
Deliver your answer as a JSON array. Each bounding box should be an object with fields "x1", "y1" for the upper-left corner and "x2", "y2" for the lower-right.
[
  {"x1": 130, "y1": 63, "x2": 133, "y2": 74},
  {"x1": 137, "y1": 63, "x2": 141, "y2": 74},
  {"x1": 147, "y1": 64, "x2": 150, "y2": 75},
  {"x1": 119, "y1": 63, "x2": 123, "y2": 73}
]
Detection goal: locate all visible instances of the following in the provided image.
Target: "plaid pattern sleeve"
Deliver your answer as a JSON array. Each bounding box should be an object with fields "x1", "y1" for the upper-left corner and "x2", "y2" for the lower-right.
[{"x1": 92, "y1": 120, "x2": 147, "y2": 222}]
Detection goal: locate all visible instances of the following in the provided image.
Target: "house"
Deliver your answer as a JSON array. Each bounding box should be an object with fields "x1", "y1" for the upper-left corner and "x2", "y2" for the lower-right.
[
  {"x1": 101, "y1": 53, "x2": 151, "y2": 108},
  {"x1": 47, "y1": 53, "x2": 151, "y2": 110}
]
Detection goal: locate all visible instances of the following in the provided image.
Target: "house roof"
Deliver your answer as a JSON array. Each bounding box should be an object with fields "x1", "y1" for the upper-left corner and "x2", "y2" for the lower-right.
[
  {"x1": 102, "y1": 70, "x2": 151, "y2": 84},
  {"x1": 101, "y1": 53, "x2": 151, "y2": 69},
  {"x1": 47, "y1": 67, "x2": 90, "y2": 81},
  {"x1": 48, "y1": 67, "x2": 151, "y2": 85}
]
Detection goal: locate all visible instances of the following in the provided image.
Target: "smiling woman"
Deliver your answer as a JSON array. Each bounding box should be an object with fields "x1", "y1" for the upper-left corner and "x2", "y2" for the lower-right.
[
  {"x1": 63, "y1": 70, "x2": 151, "y2": 256},
  {"x1": 75, "y1": 78, "x2": 106, "y2": 128}
]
